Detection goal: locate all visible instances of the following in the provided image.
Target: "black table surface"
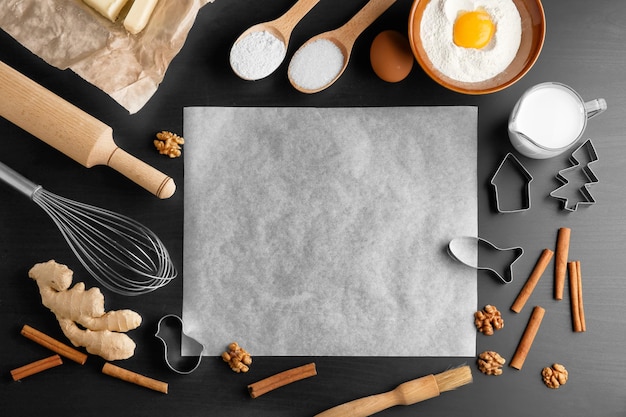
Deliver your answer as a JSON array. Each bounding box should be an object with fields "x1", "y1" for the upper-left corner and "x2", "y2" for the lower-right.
[{"x1": 1, "y1": 1, "x2": 625, "y2": 416}]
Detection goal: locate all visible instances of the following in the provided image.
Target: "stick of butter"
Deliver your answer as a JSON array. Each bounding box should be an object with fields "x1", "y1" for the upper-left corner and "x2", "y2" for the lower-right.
[
  {"x1": 83, "y1": 0, "x2": 130, "y2": 21},
  {"x1": 124, "y1": 0, "x2": 160, "y2": 34}
]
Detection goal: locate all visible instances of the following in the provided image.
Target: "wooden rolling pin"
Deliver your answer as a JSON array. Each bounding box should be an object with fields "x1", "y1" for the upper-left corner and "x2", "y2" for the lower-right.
[{"x1": 0, "y1": 60, "x2": 175, "y2": 199}]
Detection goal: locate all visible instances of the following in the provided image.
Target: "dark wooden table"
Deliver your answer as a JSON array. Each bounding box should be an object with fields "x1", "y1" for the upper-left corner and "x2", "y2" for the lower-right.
[{"x1": 2, "y1": 1, "x2": 625, "y2": 416}]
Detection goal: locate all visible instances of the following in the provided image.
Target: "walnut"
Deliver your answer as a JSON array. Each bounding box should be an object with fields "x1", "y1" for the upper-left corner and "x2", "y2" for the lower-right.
[
  {"x1": 154, "y1": 131, "x2": 185, "y2": 158},
  {"x1": 221, "y1": 342, "x2": 252, "y2": 373},
  {"x1": 474, "y1": 304, "x2": 504, "y2": 335},
  {"x1": 477, "y1": 351, "x2": 506, "y2": 375},
  {"x1": 542, "y1": 363, "x2": 568, "y2": 389}
]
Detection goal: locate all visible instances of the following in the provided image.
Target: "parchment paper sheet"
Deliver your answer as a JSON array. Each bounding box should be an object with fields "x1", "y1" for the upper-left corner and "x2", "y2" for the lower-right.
[
  {"x1": 1, "y1": 0, "x2": 213, "y2": 113},
  {"x1": 183, "y1": 107, "x2": 478, "y2": 356}
]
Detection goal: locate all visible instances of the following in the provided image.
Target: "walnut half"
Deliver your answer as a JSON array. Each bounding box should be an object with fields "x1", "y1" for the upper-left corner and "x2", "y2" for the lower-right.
[
  {"x1": 221, "y1": 342, "x2": 252, "y2": 373},
  {"x1": 154, "y1": 131, "x2": 185, "y2": 158},
  {"x1": 474, "y1": 304, "x2": 504, "y2": 335},
  {"x1": 542, "y1": 363, "x2": 568, "y2": 389},
  {"x1": 477, "y1": 350, "x2": 506, "y2": 376}
]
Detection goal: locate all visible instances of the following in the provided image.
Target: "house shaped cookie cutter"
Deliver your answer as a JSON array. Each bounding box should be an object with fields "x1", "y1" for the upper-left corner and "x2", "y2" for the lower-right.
[{"x1": 490, "y1": 153, "x2": 533, "y2": 213}]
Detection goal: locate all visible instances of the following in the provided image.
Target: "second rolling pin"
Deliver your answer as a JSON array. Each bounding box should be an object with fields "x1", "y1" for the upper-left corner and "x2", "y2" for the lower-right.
[{"x1": 0, "y1": 60, "x2": 175, "y2": 199}]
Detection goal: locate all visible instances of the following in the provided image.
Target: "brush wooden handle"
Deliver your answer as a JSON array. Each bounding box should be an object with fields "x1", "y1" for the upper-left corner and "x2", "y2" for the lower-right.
[
  {"x1": 315, "y1": 374, "x2": 440, "y2": 417},
  {"x1": 0, "y1": 60, "x2": 175, "y2": 199}
]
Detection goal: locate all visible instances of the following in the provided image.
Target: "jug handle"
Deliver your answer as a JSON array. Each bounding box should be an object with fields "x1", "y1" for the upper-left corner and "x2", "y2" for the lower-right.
[{"x1": 584, "y1": 98, "x2": 607, "y2": 119}]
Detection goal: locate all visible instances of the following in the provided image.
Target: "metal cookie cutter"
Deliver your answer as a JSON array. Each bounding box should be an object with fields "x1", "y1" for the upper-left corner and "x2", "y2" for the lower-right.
[
  {"x1": 448, "y1": 236, "x2": 524, "y2": 284},
  {"x1": 549, "y1": 139, "x2": 599, "y2": 211},
  {"x1": 490, "y1": 153, "x2": 533, "y2": 213},
  {"x1": 155, "y1": 314, "x2": 205, "y2": 374}
]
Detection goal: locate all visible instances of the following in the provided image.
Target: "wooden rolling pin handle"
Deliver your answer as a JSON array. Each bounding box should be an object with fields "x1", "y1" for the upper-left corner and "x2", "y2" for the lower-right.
[{"x1": 107, "y1": 147, "x2": 176, "y2": 199}]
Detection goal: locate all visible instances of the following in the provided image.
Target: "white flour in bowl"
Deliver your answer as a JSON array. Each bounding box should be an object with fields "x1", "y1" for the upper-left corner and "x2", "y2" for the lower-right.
[{"x1": 420, "y1": 0, "x2": 521, "y2": 83}]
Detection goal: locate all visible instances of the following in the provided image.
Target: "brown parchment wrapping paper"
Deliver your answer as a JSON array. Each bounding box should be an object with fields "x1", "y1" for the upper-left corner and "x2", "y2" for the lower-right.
[{"x1": 1, "y1": 0, "x2": 214, "y2": 113}]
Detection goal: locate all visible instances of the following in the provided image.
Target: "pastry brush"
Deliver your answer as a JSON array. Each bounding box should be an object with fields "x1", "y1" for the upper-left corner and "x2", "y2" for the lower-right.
[{"x1": 315, "y1": 365, "x2": 472, "y2": 417}]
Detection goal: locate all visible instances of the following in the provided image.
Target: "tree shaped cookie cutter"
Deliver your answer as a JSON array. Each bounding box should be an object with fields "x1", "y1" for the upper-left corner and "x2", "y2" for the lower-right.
[
  {"x1": 155, "y1": 314, "x2": 205, "y2": 374},
  {"x1": 490, "y1": 153, "x2": 533, "y2": 213},
  {"x1": 549, "y1": 139, "x2": 599, "y2": 211}
]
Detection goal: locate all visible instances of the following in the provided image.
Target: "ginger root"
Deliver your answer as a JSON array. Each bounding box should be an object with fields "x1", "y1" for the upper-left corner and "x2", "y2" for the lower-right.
[{"x1": 28, "y1": 260, "x2": 142, "y2": 361}]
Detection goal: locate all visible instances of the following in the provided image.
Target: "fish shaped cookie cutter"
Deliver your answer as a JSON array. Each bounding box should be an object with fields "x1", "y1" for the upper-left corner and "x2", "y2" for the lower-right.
[
  {"x1": 448, "y1": 236, "x2": 524, "y2": 284},
  {"x1": 549, "y1": 139, "x2": 599, "y2": 211},
  {"x1": 155, "y1": 314, "x2": 205, "y2": 374}
]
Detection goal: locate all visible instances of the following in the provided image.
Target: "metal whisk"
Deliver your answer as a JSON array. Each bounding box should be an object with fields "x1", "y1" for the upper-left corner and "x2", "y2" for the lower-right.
[{"x1": 0, "y1": 161, "x2": 177, "y2": 296}]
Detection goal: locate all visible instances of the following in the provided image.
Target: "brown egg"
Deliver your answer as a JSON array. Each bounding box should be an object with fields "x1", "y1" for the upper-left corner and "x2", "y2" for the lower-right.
[{"x1": 370, "y1": 30, "x2": 414, "y2": 83}]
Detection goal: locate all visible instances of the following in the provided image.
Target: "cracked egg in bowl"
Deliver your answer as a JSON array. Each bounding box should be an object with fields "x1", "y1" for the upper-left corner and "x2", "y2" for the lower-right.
[{"x1": 408, "y1": 0, "x2": 545, "y2": 94}]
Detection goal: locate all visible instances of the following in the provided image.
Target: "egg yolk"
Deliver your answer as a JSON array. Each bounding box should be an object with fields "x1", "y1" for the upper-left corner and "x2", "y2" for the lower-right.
[{"x1": 453, "y1": 9, "x2": 495, "y2": 49}]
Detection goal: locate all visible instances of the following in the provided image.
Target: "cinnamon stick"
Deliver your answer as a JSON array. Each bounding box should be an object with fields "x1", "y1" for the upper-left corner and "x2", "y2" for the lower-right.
[
  {"x1": 510, "y1": 306, "x2": 545, "y2": 370},
  {"x1": 21, "y1": 324, "x2": 88, "y2": 365},
  {"x1": 554, "y1": 227, "x2": 571, "y2": 300},
  {"x1": 102, "y1": 363, "x2": 168, "y2": 394},
  {"x1": 511, "y1": 249, "x2": 554, "y2": 313},
  {"x1": 248, "y1": 362, "x2": 317, "y2": 398},
  {"x1": 569, "y1": 260, "x2": 586, "y2": 332},
  {"x1": 577, "y1": 261, "x2": 586, "y2": 331},
  {"x1": 568, "y1": 261, "x2": 582, "y2": 332},
  {"x1": 11, "y1": 354, "x2": 63, "y2": 381}
]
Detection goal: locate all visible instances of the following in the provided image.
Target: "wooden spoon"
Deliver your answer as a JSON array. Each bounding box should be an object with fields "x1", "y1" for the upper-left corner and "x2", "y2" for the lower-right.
[
  {"x1": 288, "y1": 0, "x2": 397, "y2": 94},
  {"x1": 230, "y1": 0, "x2": 321, "y2": 80}
]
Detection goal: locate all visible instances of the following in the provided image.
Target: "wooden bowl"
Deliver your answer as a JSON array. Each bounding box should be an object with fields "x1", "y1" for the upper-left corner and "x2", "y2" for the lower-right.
[{"x1": 408, "y1": 0, "x2": 546, "y2": 95}]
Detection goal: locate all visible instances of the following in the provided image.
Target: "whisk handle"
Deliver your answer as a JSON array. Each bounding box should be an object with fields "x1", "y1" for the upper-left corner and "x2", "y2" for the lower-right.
[{"x1": 0, "y1": 161, "x2": 40, "y2": 198}]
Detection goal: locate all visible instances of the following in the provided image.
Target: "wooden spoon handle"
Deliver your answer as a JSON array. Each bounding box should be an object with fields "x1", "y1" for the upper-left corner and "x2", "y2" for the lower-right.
[
  {"x1": 272, "y1": 0, "x2": 322, "y2": 41},
  {"x1": 332, "y1": 0, "x2": 397, "y2": 49}
]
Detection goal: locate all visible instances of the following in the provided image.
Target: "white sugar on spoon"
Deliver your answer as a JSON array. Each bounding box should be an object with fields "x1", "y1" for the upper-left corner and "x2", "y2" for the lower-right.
[{"x1": 288, "y1": 0, "x2": 397, "y2": 93}]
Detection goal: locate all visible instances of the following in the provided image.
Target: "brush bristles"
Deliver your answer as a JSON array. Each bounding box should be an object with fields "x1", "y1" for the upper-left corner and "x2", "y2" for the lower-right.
[{"x1": 434, "y1": 365, "x2": 473, "y2": 393}]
